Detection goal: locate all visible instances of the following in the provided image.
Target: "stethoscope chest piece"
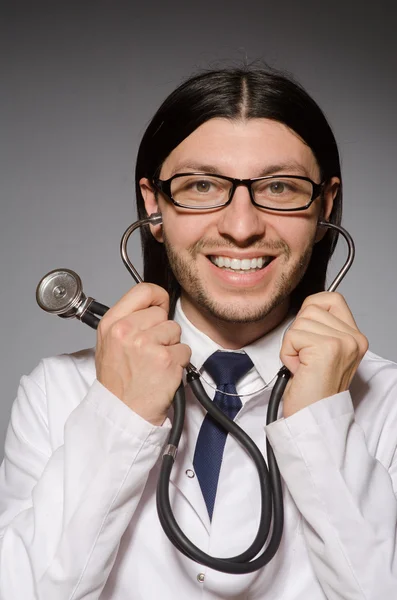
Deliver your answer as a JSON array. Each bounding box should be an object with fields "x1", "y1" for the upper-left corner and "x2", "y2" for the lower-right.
[{"x1": 36, "y1": 268, "x2": 84, "y2": 318}]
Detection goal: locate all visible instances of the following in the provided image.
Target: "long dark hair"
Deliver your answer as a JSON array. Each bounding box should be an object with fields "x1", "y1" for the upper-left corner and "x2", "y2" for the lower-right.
[{"x1": 135, "y1": 66, "x2": 342, "y2": 316}]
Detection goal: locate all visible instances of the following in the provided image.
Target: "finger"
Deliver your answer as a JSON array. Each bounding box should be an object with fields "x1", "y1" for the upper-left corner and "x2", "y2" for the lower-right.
[
  {"x1": 282, "y1": 329, "x2": 324, "y2": 361},
  {"x1": 140, "y1": 339, "x2": 191, "y2": 371},
  {"x1": 292, "y1": 308, "x2": 359, "y2": 338},
  {"x1": 281, "y1": 328, "x2": 360, "y2": 374},
  {"x1": 291, "y1": 317, "x2": 352, "y2": 340},
  {"x1": 134, "y1": 320, "x2": 183, "y2": 348},
  {"x1": 100, "y1": 283, "x2": 169, "y2": 325},
  {"x1": 300, "y1": 291, "x2": 358, "y2": 330},
  {"x1": 120, "y1": 305, "x2": 171, "y2": 333},
  {"x1": 102, "y1": 310, "x2": 176, "y2": 348},
  {"x1": 167, "y1": 342, "x2": 192, "y2": 368},
  {"x1": 292, "y1": 303, "x2": 369, "y2": 357}
]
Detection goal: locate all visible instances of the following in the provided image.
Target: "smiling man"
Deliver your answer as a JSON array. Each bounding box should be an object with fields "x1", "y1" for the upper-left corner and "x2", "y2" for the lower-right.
[
  {"x1": 1, "y1": 66, "x2": 397, "y2": 600},
  {"x1": 141, "y1": 117, "x2": 336, "y2": 345}
]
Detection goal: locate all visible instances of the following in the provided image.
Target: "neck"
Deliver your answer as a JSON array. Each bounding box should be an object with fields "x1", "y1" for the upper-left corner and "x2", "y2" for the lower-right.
[{"x1": 180, "y1": 295, "x2": 290, "y2": 349}]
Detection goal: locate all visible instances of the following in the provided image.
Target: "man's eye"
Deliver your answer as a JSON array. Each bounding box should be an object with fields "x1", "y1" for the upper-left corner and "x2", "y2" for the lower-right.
[
  {"x1": 269, "y1": 181, "x2": 286, "y2": 194},
  {"x1": 194, "y1": 180, "x2": 212, "y2": 193}
]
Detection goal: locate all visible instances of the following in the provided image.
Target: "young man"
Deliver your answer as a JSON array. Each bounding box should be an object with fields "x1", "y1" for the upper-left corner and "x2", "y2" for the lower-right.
[{"x1": 1, "y1": 67, "x2": 397, "y2": 599}]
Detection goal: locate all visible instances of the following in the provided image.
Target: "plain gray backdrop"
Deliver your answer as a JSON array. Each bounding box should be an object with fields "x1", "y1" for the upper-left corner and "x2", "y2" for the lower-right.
[{"x1": 1, "y1": 0, "x2": 396, "y2": 457}]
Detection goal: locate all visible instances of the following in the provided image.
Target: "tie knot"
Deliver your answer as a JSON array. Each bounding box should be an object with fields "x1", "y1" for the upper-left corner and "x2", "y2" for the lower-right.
[{"x1": 203, "y1": 351, "x2": 254, "y2": 386}]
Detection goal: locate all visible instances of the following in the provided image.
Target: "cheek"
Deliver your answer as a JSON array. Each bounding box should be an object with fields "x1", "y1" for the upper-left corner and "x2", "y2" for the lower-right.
[
  {"x1": 159, "y1": 200, "x2": 215, "y2": 249},
  {"x1": 273, "y1": 213, "x2": 318, "y2": 252}
]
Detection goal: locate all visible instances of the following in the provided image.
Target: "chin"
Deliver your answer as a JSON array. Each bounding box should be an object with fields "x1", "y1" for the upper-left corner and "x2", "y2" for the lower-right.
[{"x1": 193, "y1": 289, "x2": 289, "y2": 325}]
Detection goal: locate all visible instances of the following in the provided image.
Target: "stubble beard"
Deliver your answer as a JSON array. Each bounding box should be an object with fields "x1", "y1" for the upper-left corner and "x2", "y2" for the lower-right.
[{"x1": 163, "y1": 233, "x2": 314, "y2": 325}]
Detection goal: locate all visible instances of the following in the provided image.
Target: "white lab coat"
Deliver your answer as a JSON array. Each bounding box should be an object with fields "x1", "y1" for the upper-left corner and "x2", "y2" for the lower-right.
[{"x1": 1, "y1": 304, "x2": 397, "y2": 599}]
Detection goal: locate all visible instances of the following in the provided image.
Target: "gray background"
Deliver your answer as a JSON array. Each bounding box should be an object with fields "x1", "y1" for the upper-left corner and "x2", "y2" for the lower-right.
[{"x1": 1, "y1": 0, "x2": 396, "y2": 456}]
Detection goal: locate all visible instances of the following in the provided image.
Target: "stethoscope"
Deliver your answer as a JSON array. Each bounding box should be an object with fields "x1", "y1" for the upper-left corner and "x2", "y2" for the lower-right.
[{"x1": 36, "y1": 213, "x2": 354, "y2": 575}]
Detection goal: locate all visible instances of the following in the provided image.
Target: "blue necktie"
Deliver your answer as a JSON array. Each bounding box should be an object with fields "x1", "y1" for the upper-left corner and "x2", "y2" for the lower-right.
[{"x1": 193, "y1": 351, "x2": 254, "y2": 520}]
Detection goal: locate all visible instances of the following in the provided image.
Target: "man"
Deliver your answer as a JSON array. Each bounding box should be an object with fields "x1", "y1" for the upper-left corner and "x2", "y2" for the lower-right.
[{"x1": 1, "y1": 66, "x2": 397, "y2": 599}]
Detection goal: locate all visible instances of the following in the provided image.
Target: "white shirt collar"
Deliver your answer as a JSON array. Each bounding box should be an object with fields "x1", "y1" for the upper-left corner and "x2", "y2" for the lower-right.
[{"x1": 174, "y1": 298, "x2": 294, "y2": 386}]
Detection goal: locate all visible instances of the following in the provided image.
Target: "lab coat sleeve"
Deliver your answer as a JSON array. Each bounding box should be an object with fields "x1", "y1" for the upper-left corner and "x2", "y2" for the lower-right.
[
  {"x1": 0, "y1": 360, "x2": 171, "y2": 599},
  {"x1": 265, "y1": 368, "x2": 397, "y2": 600}
]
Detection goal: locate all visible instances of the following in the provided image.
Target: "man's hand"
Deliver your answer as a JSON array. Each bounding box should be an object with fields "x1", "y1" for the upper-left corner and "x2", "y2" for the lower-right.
[
  {"x1": 95, "y1": 283, "x2": 191, "y2": 426},
  {"x1": 280, "y1": 292, "x2": 369, "y2": 418}
]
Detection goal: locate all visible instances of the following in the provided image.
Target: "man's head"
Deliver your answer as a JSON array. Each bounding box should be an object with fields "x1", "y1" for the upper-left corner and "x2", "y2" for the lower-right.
[{"x1": 135, "y1": 66, "x2": 342, "y2": 338}]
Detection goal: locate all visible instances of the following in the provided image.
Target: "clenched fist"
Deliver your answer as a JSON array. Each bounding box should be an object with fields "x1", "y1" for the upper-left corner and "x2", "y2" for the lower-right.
[
  {"x1": 281, "y1": 292, "x2": 369, "y2": 418},
  {"x1": 95, "y1": 283, "x2": 191, "y2": 426}
]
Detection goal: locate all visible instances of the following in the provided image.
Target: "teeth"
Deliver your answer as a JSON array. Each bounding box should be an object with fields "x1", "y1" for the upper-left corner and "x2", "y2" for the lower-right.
[
  {"x1": 231, "y1": 258, "x2": 241, "y2": 270},
  {"x1": 211, "y1": 255, "x2": 270, "y2": 271}
]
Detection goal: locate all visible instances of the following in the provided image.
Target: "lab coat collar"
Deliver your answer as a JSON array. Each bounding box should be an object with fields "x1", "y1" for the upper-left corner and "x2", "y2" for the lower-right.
[{"x1": 174, "y1": 298, "x2": 294, "y2": 386}]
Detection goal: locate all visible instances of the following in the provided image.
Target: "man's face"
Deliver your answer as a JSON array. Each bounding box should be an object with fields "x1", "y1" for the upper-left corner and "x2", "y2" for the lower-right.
[{"x1": 141, "y1": 118, "x2": 336, "y2": 337}]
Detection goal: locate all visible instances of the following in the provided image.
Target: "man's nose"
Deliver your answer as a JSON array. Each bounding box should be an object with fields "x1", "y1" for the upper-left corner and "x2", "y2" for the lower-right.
[{"x1": 217, "y1": 184, "x2": 266, "y2": 244}]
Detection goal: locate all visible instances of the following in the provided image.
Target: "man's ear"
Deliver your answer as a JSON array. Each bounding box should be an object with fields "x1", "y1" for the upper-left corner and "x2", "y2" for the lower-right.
[
  {"x1": 139, "y1": 177, "x2": 164, "y2": 242},
  {"x1": 315, "y1": 176, "x2": 340, "y2": 243}
]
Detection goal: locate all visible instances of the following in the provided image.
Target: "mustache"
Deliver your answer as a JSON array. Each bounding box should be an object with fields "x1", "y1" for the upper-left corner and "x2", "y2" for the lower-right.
[{"x1": 188, "y1": 237, "x2": 291, "y2": 256}]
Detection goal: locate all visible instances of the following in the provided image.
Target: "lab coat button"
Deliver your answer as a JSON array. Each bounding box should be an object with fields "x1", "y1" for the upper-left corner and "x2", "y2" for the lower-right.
[
  {"x1": 186, "y1": 469, "x2": 195, "y2": 478},
  {"x1": 197, "y1": 573, "x2": 205, "y2": 583}
]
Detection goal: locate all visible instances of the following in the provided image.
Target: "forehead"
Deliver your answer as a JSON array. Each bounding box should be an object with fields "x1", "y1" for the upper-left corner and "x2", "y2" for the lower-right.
[{"x1": 161, "y1": 118, "x2": 320, "y2": 180}]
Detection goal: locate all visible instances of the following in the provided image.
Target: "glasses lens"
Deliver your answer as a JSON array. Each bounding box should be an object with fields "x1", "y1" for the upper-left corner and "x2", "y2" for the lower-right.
[
  {"x1": 252, "y1": 177, "x2": 313, "y2": 209},
  {"x1": 170, "y1": 175, "x2": 231, "y2": 207}
]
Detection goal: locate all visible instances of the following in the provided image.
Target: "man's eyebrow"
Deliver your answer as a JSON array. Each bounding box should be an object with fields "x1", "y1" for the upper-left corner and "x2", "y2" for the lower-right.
[
  {"x1": 169, "y1": 163, "x2": 220, "y2": 175},
  {"x1": 169, "y1": 161, "x2": 312, "y2": 177},
  {"x1": 256, "y1": 162, "x2": 312, "y2": 177}
]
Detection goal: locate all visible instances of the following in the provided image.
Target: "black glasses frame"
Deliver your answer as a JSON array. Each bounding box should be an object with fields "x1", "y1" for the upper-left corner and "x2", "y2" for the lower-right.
[{"x1": 153, "y1": 173, "x2": 325, "y2": 212}]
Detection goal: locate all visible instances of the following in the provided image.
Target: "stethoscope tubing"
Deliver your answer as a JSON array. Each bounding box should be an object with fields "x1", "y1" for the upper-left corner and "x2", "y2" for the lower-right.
[
  {"x1": 35, "y1": 215, "x2": 355, "y2": 574},
  {"x1": 156, "y1": 371, "x2": 288, "y2": 573},
  {"x1": 119, "y1": 215, "x2": 354, "y2": 573}
]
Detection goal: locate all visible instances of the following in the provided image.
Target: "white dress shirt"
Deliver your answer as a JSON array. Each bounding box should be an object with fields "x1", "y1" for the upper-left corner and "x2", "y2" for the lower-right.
[{"x1": 1, "y1": 299, "x2": 397, "y2": 599}]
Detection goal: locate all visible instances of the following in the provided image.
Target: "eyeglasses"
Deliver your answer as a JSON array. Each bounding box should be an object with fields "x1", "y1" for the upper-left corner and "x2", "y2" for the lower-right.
[{"x1": 153, "y1": 173, "x2": 325, "y2": 212}]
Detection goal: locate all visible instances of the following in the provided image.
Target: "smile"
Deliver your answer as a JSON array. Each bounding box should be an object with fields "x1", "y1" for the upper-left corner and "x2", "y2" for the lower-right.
[{"x1": 209, "y1": 255, "x2": 274, "y2": 272}]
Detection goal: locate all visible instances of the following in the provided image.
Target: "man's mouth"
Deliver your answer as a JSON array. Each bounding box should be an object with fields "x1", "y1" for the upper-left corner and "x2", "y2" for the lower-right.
[{"x1": 209, "y1": 255, "x2": 274, "y2": 273}]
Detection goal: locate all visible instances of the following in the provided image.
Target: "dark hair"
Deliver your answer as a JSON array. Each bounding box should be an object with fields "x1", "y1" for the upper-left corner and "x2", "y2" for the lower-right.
[{"x1": 135, "y1": 66, "x2": 342, "y2": 316}]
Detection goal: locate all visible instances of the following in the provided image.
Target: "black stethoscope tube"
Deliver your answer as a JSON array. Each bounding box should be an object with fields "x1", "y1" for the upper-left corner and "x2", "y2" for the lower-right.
[
  {"x1": 36, "y1": 216, "x2": 354, "y2": 575},
  {"x1": 156, "y1": 369, "x2": 289, "y2": 573},
  {"x1": 120, "y1": 216, "x2": 354, "y2": 574}
]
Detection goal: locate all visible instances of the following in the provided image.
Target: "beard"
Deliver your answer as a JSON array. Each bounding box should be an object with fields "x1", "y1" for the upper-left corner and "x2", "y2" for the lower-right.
[{"x1": 163, "y1": 232, "x2": 314, "y2": 325}]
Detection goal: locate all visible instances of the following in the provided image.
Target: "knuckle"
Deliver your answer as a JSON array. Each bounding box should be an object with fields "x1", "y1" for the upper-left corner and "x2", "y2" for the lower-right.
[
  {"x1": 331, "y1": 291, "x2": 345, "y2": 303},
  {"x1": 110, "y1": 319, "x2": 132, "y2": 342},
  {"x1": 345, "y1": 334, "x2": 359, "y2": 355},
  {"x1": 96, "y1": 317, "x2": 107, "y2": 337},
  {"x1": 325, "y1": 336, "x2": 343, "y2": 355},
  {"x1": 131, "y1": 331, "x2": 149, "y2": 351},
  {"x1": 358, "y1": 333, "x2": 369, "y2": 355},
  {"x1": 182, "y1": 343, "x2": 192, "y2": 362},
  {"x1": 140, "y1": 282, "x2": 169, "y2": 305},
  {"x1": 158, "y1": 347, "x2": 173, "y2": 369},
  {"x1": 290, "y1": 314, "x2": 314, "y2": 331},
  {"x1": 169, "y1": 320, "x2": 182, "y2": 337},
  {"x1": 300, "y1": 291, "x2": 325, "y2": 307},
  {"x1": 298, "y1": 303, "x2": 320, "y2": 320},
  {"x1": 338, "y1": 333, "x2": 361, "y2": 362},
  {"x1": 291, "y1": 315, "x2": 305, "y2": 330},
  {"x1": 97, "y1": 310, "x2": 114, "y2": 333},
  {"x1": 135, "y1": 283, "x2": 155, "y2": 306},
  {"x1": 300, "y1": 293, "x2": 315, "y2": 308},
  {"x1": 298, "y1": 303, "x2": 310, "y2": 316}
]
